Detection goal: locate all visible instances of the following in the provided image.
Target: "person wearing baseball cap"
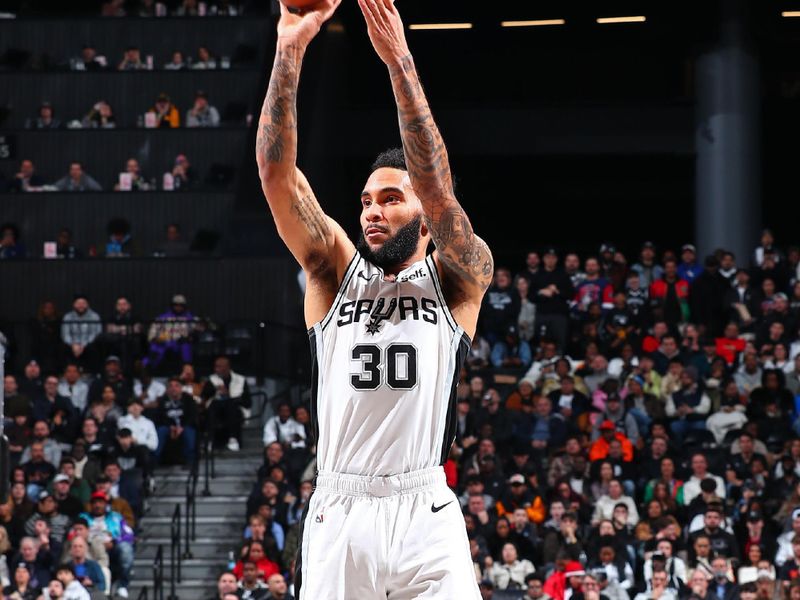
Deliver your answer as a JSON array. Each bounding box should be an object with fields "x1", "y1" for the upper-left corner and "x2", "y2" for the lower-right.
[
  {"x1": 495, "y1": 473, "x2": 545, "y2": 524},
  {"x1": 589, "y1": 419, "x2": 634, "y2": 463},
  {"x1": 52, "y1": 472, "x2": 84, "y2": 519},
  {"x1": 533, "y1": 243, "x2": 574, "y2": 354},
  {"x1": 678, "y1": 243, "x2": 699, "y2": 282},
  {"x1": 79, "y1": 487, "x2": 135, "y2": 598},
  {"x1": 87, "y1": 353, "x2": 131, "y2": 408},
  {"x1": 143, "y1": 294, "x2": 197, "y2": 370},
  {"x1": 632, "y1": 240, "x2": 664, "y2": 289}
]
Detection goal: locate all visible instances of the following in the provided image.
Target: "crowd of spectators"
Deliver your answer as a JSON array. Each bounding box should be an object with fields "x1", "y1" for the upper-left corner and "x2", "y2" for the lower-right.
[
  {"x1": 2, "y1": 153, "x2": 202, "y2": 194},
  {"x1": 1, "y1": 291, "x2": 256, "y2": 597},
  {"x1": 0, "y1": 219, "x2": 201, "y2": 260},
  {"x1": 19, "y1": 89, "x2": 224, "y2": 131},
  {"x1": 209, "y1": 230, "x2": 800, "y2": 600}
]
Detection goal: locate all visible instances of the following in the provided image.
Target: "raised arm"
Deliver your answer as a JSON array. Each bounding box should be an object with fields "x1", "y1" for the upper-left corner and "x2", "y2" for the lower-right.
[
  {"x1": 255, "y1": 0, "x2": 349, "y2": 273},
  {"x1": 358, "y1": 0, "x2": 493, "y2": 298}
]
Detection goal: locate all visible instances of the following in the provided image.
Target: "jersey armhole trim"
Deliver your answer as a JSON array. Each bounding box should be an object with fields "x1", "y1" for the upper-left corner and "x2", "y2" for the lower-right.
[
  {"x1": 425, "y1": 254, "x2": 458, "y2": 333},
  {"x1": 316, "y1": 250, "x2": 361, "y2": 332}
]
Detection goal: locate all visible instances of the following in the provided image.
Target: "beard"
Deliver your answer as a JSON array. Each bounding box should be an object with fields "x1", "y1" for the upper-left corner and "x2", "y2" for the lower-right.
[{"x1": 357, "y1": 215, "x2": 422, "y2": 271}]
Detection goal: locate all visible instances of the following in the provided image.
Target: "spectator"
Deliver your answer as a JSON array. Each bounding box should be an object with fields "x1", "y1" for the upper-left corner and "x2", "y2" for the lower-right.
[
  {"x1": 54, "y1": 228, "x2": 83, "y2": 259},
  {"x1": 117, "y1": 398, "x2": 158, "y2": 453},
  {"x1": 665, "y1": 366, "x2": 710, "y2": 443},
  {"x1": 73, "y1": 44, "x2": 105, "y2": 71},
  {"x1": 113, "y1": 158, "x2": 151, "y2": 192},
  {"x1": 79, "y1": 491, "x2": 133, "y2": 596},
  {"x1": 58, "y1": 363, "x2": 89, "y2": 415},
  {"x1": 232, "y1": 541, "x2": 279, "y2": 582},
  {"x1": 60, "y1": 295, "x2": 102, "y2": 371},
  {"x1": 25, "y1": 101, "x2": 61, "y2": 129},
  {"x1": 678, "y1": 244, "x2": 700, "y2": 283},
  {"x1": 490, "y1": 324, "x2": 532, "y2": 371},
  {"x1": 649, "y1": 259, "x2": 689, "y2": 331},
  {"x1": 484, "y1": 542, "x2": 535, "y2": 590},
  {"x1": 154, "y1": 377, "x2": 198, "y2": 465},
  {"x1": 175, "y1": 0, "x2": 199, "y2": 16},
  {"x1": 100, "y1": 0, "x2": 126, "y2": 16},
  {"x1": 101, "y1": 297, "x2": 143, "y2": 373},
  {"x1": 533, "y1": 248, "x2": 575, "y2": 352},
  {"x1": 186, "y1": 90, "x2": 220, "y2": 127},
  {"x1": 49, "y1": 565, "x2": 92, "y2": 599},
  {"x1": 117, "y1": 46, "x2": 145, "y2": 70},
  {"x1": 264, "y1": 573, "x2": 293, "y2": 600},
  {"x1": 87, "y1": 355, "x2": 131, "y2": 409},
  {"x1": 211, "y1": 572, "x2": 239, "y2": 600},
  {"x1": 237, "y1": 560, "x2": 268, "y2": 599},
  {"x1": 144, "y1": 294, "x2": 198, "y2": 370},
  {"x1": 191, "y1": 45, "x2": 216, "y2": 69},
  {"x1": 153, "y1": 223, "x2": 191, "y2": 257},
  {"x1": 81, "y1": 100, "x2": 116, "y2": 129},
  {"x1": 170, "y1": 154, "x2": 199, "y2": 190},
  {"x1": 164, "y1": 51, "x2": 186, "y2": 70},
  {"x1": 100, "y1": 218, "x2": 141, "y2": 258},
  {"x1": 147, "y1": 93, "x2": 180, "y2": 128},
  {"x1": 53, "y1": 161, "x2": 103, "y2": 192},
  {"x1": 64, "y1": 535, "x2": 105, "y2": 594},
  {"x1": 0, "y1": 223, "x2": 26, "y2": 259},
  {"x1": 205, "y1": 355, "x2": 251, "y2": 452},
  {"x1": 631, "y1": 241, "x2": 665, "y2": 291},
  {"x1": 8, "y1": 159, "x2": 45, "y2": 192},
  {"x1": 480, "y1": 268, "x2": 519, "y2": 346},
  {"x1": 3, "y1": 561, "x2": 41, "y2": 599},
  {"x1": 592, "y1": 480, "x2": 639, "y2": 526}
]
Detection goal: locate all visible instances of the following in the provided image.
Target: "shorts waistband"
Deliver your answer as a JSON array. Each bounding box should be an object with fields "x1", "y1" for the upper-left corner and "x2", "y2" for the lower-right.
[{"x1": 315, "y1": 466, "x2": 445, "y2": 498}]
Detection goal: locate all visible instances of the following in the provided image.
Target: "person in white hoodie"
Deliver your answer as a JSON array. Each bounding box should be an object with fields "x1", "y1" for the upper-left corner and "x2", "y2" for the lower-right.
[
  {"x1": 117, "y1": 397, "x2": 158, "y2": 452},
  {"x1": 43, "y1": 565, "x2": 92, "y2": 600}
]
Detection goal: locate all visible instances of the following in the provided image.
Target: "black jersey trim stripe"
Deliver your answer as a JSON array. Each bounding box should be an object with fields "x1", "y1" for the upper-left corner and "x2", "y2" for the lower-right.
[
  {"x1": 319, "y1": 251, "x2": 360, "y2": 331},
  {"x1": 440, "y1": 330, "x2": 471, "y2": 465},
  {"x1": 294, "y1": 483, "x2": 315, "y2": 599},
  {"x1": 425, "y1": 254, "x2": 457, "y2": 333},
  {"x1": 307, "y1": 326, "x2": 321, "y2": 450}
]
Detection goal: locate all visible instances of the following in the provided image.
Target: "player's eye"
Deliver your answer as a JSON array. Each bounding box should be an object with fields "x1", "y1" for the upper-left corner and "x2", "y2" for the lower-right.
[{"x1": 386, "y1": 195, "x2": 399, "y2": 203}]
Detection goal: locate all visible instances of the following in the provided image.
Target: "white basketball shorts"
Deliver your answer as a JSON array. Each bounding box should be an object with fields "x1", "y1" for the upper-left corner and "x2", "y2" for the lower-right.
[{"x1": 296, "y1": 466, "x2": 480, "y2": 599}]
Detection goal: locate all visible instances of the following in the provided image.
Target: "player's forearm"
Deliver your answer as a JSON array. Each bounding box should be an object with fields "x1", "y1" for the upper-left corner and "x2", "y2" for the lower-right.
[
  {"x1": 256, "y1": 39, "x2": 305, "y2": 182},
  {"x1": 388, "y1": 54, "x2": 454, "y2": 207},
  {"x1": 388, "y1": 54, "x2": 494, "y2": 290}
]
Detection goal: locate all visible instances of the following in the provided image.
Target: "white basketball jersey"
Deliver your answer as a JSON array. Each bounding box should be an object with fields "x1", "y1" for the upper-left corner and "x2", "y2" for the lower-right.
[{"x1": 308, "y1": 251, "x2": 470, "y2": 477}]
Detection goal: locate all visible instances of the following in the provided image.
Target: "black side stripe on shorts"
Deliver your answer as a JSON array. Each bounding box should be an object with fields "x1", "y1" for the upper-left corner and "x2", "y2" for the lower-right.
[{"x1": 440, "y1": 331, "x2": 471, "y2": 465}]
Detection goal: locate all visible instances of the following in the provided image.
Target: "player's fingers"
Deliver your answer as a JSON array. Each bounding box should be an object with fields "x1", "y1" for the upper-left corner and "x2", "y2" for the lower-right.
[
  {"x1": 369, "y1": 0, "x2": 392, "y2": 28},
  {"x1": 363, "y1": 0, "x2": 388, "y2": 30},
  {"x1": 357, "y1": 0, "x2": 375, "y2": 25}
]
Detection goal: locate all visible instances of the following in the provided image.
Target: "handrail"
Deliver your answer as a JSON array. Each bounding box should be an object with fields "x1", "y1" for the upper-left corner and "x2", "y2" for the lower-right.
[
  {"x1": 202, "y1": 416, "x2": 215, "y2": 496},
  {"x1": 168, "y1": 504, "x2": 181, "y2": 600},
  {"x1": 152, "y1": 545, "x2": 164, "y2": 600},
  {"x1": 136, "y1": 587, "x2": 149, "y2": 600},
  {"x1": 184, "y1": 456, "x2": 199, "y2": 558}
]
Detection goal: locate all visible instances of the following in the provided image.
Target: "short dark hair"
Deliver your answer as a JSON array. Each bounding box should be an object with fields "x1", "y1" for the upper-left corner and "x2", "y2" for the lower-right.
[{"x1": 371, "y1": 148, "x2": 407, "y2": 173}]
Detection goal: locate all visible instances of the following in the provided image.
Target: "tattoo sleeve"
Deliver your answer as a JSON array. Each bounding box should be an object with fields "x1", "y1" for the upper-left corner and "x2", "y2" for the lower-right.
[
  {"x1": 389, "y1": 55, "x2": 493, "y2": 291},
  {"x1": 256, "y1": 40, "x2": 329, "y2": 245}
]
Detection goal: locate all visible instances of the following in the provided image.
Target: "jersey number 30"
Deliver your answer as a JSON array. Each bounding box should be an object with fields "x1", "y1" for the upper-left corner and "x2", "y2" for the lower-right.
[{"x1": 350, "y1": 344, "x2": 418, "y2": 391}]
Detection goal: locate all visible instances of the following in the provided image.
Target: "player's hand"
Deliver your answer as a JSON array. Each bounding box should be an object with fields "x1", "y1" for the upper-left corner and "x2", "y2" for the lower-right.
[
  {"x1": 358, "y1": 0, "x2": 411, "y2": 67},
  {"x1": 277, "y1": 0, "x2": 341, "y2": 48}
]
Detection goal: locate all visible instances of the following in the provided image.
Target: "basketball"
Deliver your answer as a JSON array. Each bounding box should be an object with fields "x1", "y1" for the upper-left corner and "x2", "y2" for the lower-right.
[{"x1": 280, "y1": 0, "x2": 322, "y2": 11}]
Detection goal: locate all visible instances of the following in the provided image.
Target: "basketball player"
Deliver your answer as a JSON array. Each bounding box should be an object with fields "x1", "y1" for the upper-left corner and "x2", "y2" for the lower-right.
[{"x1": 256, "y1": 0, "x2": 493, "y2": 597}]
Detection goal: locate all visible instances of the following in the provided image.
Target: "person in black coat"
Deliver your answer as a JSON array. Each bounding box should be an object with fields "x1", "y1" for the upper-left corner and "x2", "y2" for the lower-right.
[
  {"x1": 153, "y1": 377, "x2": 198, "y2": 465},
  {"x1": 690, "y1": 256, "x2": 730, "y2": 338}
]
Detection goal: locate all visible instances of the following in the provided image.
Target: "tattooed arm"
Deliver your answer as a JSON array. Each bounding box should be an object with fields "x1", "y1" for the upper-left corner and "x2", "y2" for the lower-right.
[
  {"x1": 256, "y1": 0, "x2": 352, "y2": 287},
  {"x1": 358, "y1": 0, "x2": 493, "y2": 301}
]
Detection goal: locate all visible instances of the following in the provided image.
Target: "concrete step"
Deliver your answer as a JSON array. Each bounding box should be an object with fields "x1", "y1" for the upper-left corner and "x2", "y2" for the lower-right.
[
  {"x1": 155, "y1": 475, "x2": 254, "y2": 496},
  {"x1": 134, "y1": 557, "x2": 228, "y2": 580},
  {"x1": 129, "y1": 579, "x2": 216, "y2": 600},
  {"x1": 145, "y1": 495, "x2": 248, "y2": 518},
  {"x1": 136, "y1": 537, "x2": 239, "y2": 560},
  {"x1": 139, "y1": 515, "x2": 244, "y2": 537}
]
